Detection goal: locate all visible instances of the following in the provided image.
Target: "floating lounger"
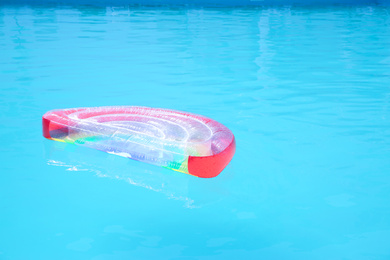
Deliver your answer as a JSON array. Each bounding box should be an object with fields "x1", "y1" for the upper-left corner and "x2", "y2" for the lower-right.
[{"x1": 42, "y1": 106, "x2": 236, "y2": 178}]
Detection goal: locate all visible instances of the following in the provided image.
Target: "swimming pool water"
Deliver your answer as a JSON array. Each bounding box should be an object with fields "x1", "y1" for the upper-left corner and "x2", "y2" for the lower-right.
[{"x1": 1, "y1": 4, "x2": 390, "y2": 259}]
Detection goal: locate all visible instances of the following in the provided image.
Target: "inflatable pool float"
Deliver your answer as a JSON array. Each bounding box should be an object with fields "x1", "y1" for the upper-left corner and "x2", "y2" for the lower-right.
[{"x1": 42, "y1": 106, "x2": 235, "y2": 178}]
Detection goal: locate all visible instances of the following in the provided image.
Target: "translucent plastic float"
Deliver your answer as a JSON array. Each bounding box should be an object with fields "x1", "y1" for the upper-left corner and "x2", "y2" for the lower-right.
[{"x1": 42, "y1": 106, "x2": 236, "y2": 178}]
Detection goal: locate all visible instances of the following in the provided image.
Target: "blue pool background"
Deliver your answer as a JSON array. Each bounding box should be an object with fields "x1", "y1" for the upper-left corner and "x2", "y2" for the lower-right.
[{"x1": 1, "y1": 2, "x2": 390, "y2": 259}]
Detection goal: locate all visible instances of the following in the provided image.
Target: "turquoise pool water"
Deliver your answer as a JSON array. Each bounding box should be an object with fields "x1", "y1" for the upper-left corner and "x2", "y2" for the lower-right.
[{"x1": 1, "y1": 4, "x2": 390, "y2": 259}]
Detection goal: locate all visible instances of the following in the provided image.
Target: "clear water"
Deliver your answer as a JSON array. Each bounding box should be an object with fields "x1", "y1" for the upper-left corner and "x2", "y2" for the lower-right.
[{"x1": 1, "y1": 5, "x2": 390, "y2": 259}]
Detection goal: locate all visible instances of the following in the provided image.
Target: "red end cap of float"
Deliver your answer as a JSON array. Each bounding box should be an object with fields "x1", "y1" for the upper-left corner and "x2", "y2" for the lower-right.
[
  {"x1": 42, "y1": 117, "x2": 51, "y2": 138},
  {"x1": 188, "y1": 137, "x2": 236, "y2": 178},
  {"x1": 42, "y1": 115, "x2": 68, "y2": 139}
]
